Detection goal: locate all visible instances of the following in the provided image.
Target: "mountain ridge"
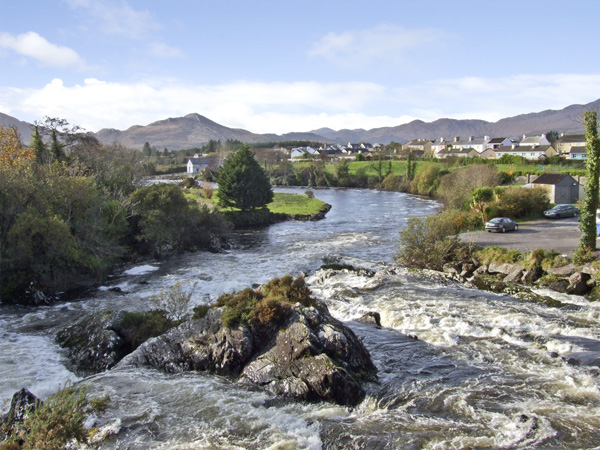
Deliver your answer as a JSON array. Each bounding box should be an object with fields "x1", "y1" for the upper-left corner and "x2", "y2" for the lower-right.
[{"x1": 1, "y1": 98, "x2": 598, "y2": 149}]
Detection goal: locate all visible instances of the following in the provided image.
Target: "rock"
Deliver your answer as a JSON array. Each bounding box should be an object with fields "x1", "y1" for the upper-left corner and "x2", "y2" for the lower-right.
[
  {"x1": 549, "y1": 280, "x2": 569, "y2": 294},
  {"x1": 473, "y1": 265, "x2": 488, "y2": 276},
  {"x1": 521, "y1": 267, "x2": 543, "y2": 285},
  {"x1": 355, "y1": 312, "x2": 381, "y2": 327},
  {"x1": 567, "y1": 272, "x2": 592, "y2": 295},
  {"x1": 488, "y1": 263, "x2": 522, "y2": 276},
  {"x1": 504, "y1": 266, "x2": 525, "y2": 283},
  {"x1": 118, "y1": 302, "x2": 377, "y2": 406},
  {"x1": 547, "y1": 264, "x2": 578, "y2": 277},
  {"x1": 0, "y1": 388, "x2": 40, "y2": 440},
  {"x1": 470, "y1": 275, "x2": 507, "y2": 293},
  {"x1": 56, "y1": 310, "x2": 128, "y2": 376}
]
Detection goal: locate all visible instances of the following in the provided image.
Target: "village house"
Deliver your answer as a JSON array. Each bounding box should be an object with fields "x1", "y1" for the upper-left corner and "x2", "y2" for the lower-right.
[
  {"x1": 494, "y1": 144, "x2": 557, "y2": 160},
  {"x1": 187, "y1": 157, "x2": 204, "y2": 174},
  {"x1": 436, "y1": 147, "x2": 479, "y2": 159},
  {"x1": 403, "y1": 139, "x2": 433, "y2": 156},
  {"x1": 487, "y1": 137, "x2": 512, "y2": 149},
  {"x1": 431, "y1": 137, "x2": 450, "y2": 155},
  {"x1": 554, "y1": 134, "x2": 587, "y2": 157},
  {"x1": 519, "y1": 134, "x2": 551, "y2": 147},
  {"x1": 568, "y1": 146, "x2": 587, "y2": 160},
  {"x1": 447, "y1": 136, "x2": 491, "y2": 153}
]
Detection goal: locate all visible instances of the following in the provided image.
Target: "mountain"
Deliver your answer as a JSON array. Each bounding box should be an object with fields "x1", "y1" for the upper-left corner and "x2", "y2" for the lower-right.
[
  {"x1": 310, "y1": 99, "x2": 599, "y2": 144},
  {"x1": 0, "y1": 112, "x2": 34, "y2": 144},
  {"x1": 2, "y1": 98, "x2": 599, "y2": 149}
]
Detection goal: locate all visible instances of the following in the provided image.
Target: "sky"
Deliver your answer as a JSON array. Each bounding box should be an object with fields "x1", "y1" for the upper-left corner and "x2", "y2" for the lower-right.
[{"x1": 1, "y1": 0, "x2": 599, "y2": 135}]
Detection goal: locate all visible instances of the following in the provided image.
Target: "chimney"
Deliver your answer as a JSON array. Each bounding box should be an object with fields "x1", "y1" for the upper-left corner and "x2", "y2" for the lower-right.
[
  {"x1": 469, "y1": 136, "x2": 474, "y2": 141},
  {"x1": 512, "y1": 143, "x2": 517, "y2": 149},
  {"x1": 523, "y1": 134, "x2": 527, "y2": 140},
  {"x1": 440, "y1": 137, "x2": 444, "y2": 142},
  {"x1": 454, "y1": 136, "x2": 460, "y2": 142},
  {"x1": 484, "y1": 135, "x2": 490, "y2": 141}
]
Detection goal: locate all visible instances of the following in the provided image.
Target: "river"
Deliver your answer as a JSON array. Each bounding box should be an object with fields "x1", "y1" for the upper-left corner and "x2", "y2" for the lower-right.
[{"x1": 1, "y1": 187, "x2": 600, "y2": 449}]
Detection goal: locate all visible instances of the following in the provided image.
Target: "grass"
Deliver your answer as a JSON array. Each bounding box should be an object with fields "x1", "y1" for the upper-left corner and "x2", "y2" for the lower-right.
[{"x1": 267, "y1": 192, "x2": 329, "y2": 216}]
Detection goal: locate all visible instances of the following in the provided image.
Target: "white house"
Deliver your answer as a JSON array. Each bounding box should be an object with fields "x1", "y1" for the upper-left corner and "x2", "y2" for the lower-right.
[
  {"x1": 187, "y1": 158, "x2": 203, "y2": 174},
  {"x1": 519, "y1": 134, "x2": 551, "y2": 147},
  {"x1": 495, "y1": 144, "x2": 557, "y2": 160},
  {"x1": 447, "y1": 136, "x2": 491, "y2": 153}
]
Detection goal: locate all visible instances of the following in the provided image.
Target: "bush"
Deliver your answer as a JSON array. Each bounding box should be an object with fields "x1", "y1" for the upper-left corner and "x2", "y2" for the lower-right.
[
  {"x1": 410, "y1": 165, "x2": 441, "y2": 196},
  {"x1": 150, "y1": 281, "x2": 196, "y2": 321},
  {"x1": 396, "y1": 215, "x2": 460, "y2": 270},
  {"x1": 493, "y1": 186, "x2": 550, "y2": 219},
  {"x1": 1, "y1": 383, "x2": 109, "y2": 450},
  {"x1": 217, "y1": 275, "x2": 313, "y2": 329},
  {"x1": 474, "y1": 246, "x2": 522, "y2": 265},
  {"x1": 436, "y1": 165, "x2": 500, "y2": 209}
]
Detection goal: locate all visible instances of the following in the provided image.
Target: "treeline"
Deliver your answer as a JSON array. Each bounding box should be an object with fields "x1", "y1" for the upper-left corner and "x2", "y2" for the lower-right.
[{"x1": 0, "y1": 120, "x2": 229, "y2": 305}]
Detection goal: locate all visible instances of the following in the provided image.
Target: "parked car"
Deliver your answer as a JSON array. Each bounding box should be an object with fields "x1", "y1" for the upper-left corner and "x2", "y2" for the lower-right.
[
  {"x1": 485, "y1": 217, "x2": 518, "y2": 233},
  {"x1": 543, "y1": 204, "x2": 579, "y2": 219}
]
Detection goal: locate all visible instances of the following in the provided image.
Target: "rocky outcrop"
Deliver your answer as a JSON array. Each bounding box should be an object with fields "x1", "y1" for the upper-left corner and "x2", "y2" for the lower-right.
[
  {"x1": 0, "y1": 388, "x2": 40, "y2": 440},
  {"x1": 56, "y1": 309, "x2": 175, "y2": 376},
  {"x1": 117, "y1": 302, "x2": 377, "y2": 406}
]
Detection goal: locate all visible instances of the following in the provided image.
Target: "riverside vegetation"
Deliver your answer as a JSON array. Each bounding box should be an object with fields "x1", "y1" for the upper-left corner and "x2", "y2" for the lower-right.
[{"x1": 0, "y1": 128, "x2": 328, "y2": 305}]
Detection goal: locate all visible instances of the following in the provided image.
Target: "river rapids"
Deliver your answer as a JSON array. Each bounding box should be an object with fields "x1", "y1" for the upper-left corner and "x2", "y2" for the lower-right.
[{"x1": 1, "y1": 187, "x2": 600, "y2": 449}]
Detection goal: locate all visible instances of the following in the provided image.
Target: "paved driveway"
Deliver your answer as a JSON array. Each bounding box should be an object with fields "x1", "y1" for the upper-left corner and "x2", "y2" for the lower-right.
[{"x1": 459, "y1": 217, "x2": 581, "y2": 256}]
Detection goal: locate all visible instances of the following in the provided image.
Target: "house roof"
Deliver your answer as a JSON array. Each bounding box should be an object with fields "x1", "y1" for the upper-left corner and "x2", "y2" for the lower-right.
[
  {"x1": 438, "y1": 147, "x2": 477, "y2": 154},
  {"x1": 496, "y1": 145, "x2": 553, "y2": 153},
  {"x1": 188, "y1": 158, "x2": 202, "y2": 164},
  {"x1": 520, "y1": 135, "x2": 549, "y2": 145},
  {"x1": 556, "y1": 134, "x2": 586, "y2": 144},
  {"x1": 532, "y1": 173, "x2": 576, "y2": 185},
  {"x1": 488, "y1": 137, "x2": 507, "y2": 144},
  {"x1": 570, "y1": 146, "x2": 587, "y2": 154}
]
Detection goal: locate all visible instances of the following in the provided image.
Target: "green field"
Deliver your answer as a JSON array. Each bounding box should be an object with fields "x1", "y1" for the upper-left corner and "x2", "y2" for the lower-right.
[{"x1": 267, "y1": 192, "x2": 329, "y2": 216}]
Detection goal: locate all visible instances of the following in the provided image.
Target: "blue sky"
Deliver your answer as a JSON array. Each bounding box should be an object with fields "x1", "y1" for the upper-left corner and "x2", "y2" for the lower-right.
[{"x1": 1, "y1": 0, "x2": 599, "y2": 134}]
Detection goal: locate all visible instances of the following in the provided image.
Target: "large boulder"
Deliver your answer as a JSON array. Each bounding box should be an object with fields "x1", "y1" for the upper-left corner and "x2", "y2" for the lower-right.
[{"x1": 118, "y1": 302, "x2": 377, "y2": 406}]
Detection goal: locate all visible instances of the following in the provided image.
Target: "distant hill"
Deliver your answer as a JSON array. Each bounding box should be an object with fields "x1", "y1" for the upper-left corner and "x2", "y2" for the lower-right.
[
  {"x1": 0, "y1": 112, "x2": 34, "y2": 144},
  {"x1": 1, "y1": 98, "x2": 598, "y2": 149}
]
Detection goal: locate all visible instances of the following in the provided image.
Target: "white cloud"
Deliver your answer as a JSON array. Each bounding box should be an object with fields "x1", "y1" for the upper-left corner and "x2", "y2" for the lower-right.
[
  {"x1": 64, "y1": 0, "x2": 160, "y2": 39},
  {"x1": 0, "y1": 32, "x2": 86, "y2": 68},
  {"x1": 1, "y1": 74, "x2": 599, "y2": 136},
  {"x1": 309, "y1": 24, "x2": 447, "y2": 66},
  {"x1": 0, "y1": 78, "x2": 391, "y2": 133}
]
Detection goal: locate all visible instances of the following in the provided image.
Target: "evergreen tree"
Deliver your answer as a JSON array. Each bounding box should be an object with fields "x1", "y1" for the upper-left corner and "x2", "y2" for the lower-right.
[
  {"x1": 577, "y1": 111, "x2": 600, "y2": 258},
  {"x1": 31, "y1": 126, "x2": 49, "y2": 164},
  {"x1": 217, "y1": 145, "x2": 273, "y2": 211}
]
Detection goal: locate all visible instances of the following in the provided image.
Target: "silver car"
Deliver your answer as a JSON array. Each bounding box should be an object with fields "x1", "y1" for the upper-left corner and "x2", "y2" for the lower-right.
[{"x1": 485, "y1": 217, "x2": 518, "y2": 233}]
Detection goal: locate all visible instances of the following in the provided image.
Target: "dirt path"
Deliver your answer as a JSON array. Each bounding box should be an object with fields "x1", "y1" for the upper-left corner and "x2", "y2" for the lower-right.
[{"x1": 458, "y1": 217, "x2": 581, "y2": 256}]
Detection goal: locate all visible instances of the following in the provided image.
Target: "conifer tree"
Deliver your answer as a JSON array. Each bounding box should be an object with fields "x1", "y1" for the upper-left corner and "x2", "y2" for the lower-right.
[{"x1": 217, "y1": 145, "x2": 273, "y2": 211}]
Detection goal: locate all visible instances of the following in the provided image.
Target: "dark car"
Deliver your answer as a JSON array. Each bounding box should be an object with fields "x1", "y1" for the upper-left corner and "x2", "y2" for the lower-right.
[
  {"x1": 485, "y1": 217, "x2": 518, "y2": 233},
  {"x1": 543, "y1": 204, "x2": 579, "y2": 219}
]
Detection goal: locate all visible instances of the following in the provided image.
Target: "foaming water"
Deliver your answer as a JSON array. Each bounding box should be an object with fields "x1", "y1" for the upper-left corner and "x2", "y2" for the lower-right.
[{"x1": 2, "y1": 187, "x2": 600, "y2": 448}]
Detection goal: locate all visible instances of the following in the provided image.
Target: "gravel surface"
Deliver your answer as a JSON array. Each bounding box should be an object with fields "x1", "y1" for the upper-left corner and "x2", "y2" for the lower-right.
[{"x1": 459, "y1": 216, "x2": 582, "y2": 256}]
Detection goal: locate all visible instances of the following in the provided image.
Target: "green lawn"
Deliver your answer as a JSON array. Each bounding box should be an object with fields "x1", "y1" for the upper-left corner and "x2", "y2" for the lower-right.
[
  {"x1": 185, "y1": 189, "x2": 328, "y2": 216},
  {"x1": 267, "y1": 192, "x2": 329, "y2": 215}
]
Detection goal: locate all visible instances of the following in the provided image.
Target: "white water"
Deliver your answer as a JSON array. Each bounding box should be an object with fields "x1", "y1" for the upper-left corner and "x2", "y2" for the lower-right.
[{"x1": 1, "y1": 187, "x2": 600, "y2": 449}]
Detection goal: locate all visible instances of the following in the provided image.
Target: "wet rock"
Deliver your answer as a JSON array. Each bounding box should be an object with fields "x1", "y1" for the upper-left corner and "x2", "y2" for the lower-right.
[
  {"x1": 355, "y1": 311, "x2": 381, "y2": 327},
  {"x1": 118, "y1": 301, "x2": 377, "y2": 406},
  {"x1": 56, "y1": 310, "x2": 127, "y2": 376},
  {"x1": 0, "y1": 388, "x2": 40, "y2": 440},
  {"x1": 470, "y1": 275, "x2": 507, "y2": 293}
]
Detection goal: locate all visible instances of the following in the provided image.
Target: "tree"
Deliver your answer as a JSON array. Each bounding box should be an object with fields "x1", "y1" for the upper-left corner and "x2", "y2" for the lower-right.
[
  {"x1": 577, "y1": 111, "x2": 600, "y2": 258},
  {"x1": 472, "y1": 187, "x2": 495, "y2": 225},
  {"x1": 217, "y1": 145, "x2": 273, "y2": 211},
  {"x1": 142, "y1": 142, "x2": 152, "y2": 157}
]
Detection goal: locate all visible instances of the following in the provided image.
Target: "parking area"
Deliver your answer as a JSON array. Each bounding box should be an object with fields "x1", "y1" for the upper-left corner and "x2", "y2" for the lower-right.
[{"x1": 459, "y1": 217, "x2": 581, "y2": 256}]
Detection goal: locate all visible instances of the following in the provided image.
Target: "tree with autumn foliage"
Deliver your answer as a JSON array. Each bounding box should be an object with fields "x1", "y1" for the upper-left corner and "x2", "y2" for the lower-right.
[{"x1": 0, "y1": 126, "x2": 35, "y2": 168}]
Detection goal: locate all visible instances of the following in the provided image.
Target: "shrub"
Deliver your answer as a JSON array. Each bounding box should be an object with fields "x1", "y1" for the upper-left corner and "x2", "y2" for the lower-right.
[
  {"x1": 217, "y1": 275, "x2": 313, "y2": 329},
  {"x1": 494, "y1": 186, "x2": 550, "y2": 219},
  {"x1": 396, "y1": 215, "x2": 461, "y2": 270},
  {"x1": 150, "y1": 281, "x2": 196, "y2": 321},
  {"x1": 436, "y1": 165, "x2": 500, "y2": 210},
  {"x1": 192, "y1": 304, "x2": 210, "y2": 320},
  {"x1": 2, "y1": 383, "x2": 109, "y2": 450},
  {"x1": 410, "y1": 165, "x2": 441, "y2": 196}
]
